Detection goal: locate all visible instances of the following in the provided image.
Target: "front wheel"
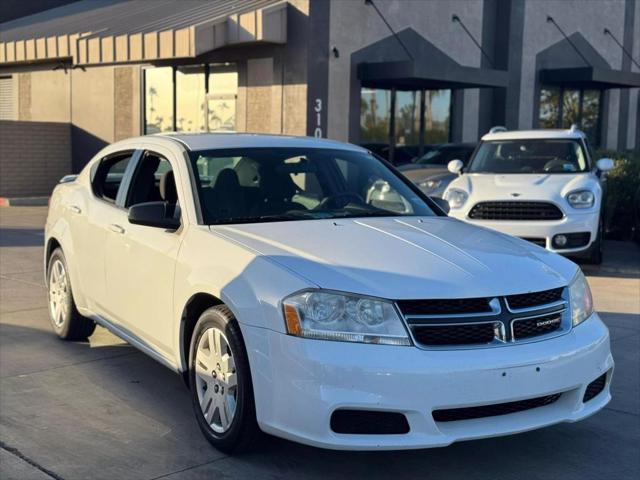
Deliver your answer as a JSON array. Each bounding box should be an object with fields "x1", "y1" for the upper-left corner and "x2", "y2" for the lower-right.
[
  {"x1": 47, "y1": 248, "x2": 96, "y2": 340},
  {"x1": 189, "y1": 306, "x2": 259, "y2": 453},
  {"x1": 584, "y1": 219, "x2": 603, "y2": 265}
]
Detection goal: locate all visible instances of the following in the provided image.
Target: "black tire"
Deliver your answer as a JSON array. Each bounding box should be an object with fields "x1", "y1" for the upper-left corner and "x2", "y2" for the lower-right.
[
  {"x1": 584, "y1": 220, "x2": 603, "y2": 265},
  {"x1": 189, "y1": 305, "x2": 259, "y2": 453},
  {"x1": 46, "y1": 248, "x2": 96, "y2": 340}
]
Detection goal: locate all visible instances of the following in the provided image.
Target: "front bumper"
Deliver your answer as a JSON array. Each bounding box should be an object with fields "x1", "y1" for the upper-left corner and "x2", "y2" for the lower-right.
[
  {"x1": 243, "y1": 313, "x2": 612, "y2": 450},
  {"x1": 448, "y1": 210, "x2": 599, "y2": 254}
]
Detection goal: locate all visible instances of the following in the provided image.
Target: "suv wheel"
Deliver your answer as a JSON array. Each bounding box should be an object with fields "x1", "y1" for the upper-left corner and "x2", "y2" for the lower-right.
[
  {"x1": 585, "y1": 219, "x2": 603, "y2": 265},
  {"x1": 47, "y1": 248, "x2": 96, "y2": 340},
  {"x1": 189, "y1": 306, "x2": 259, "y2": 453}
]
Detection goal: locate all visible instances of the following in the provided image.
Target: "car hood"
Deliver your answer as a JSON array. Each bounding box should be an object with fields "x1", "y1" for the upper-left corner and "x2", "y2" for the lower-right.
[
  {"x1": 448, "y1": 173, "x2": 597, "y2": 200},
  {"x1": 211, "y1": 217, "x2": 577, "y2": 299},
  {"x1": 403, "y1": 168, "x2": 453, "y2": 184}
]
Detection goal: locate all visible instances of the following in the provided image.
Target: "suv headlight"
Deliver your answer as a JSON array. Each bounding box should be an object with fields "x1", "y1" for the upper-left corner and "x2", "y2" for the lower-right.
[
  {"x1": 569, "y1": 270, "x2": 593, "y2": 326},
  {"x1": 566, "y1": 189, "x2": 595, "y2": 209},
  {"x1": 443, "y1": 188, "x2": 468, "y2": 209},
  {"x1": 283, "y1": 290, "x2": 411, "y2": 345}
]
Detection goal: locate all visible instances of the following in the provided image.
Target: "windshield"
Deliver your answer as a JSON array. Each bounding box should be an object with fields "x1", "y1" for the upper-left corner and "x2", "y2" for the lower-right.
[
  {"x1": 467, "y1": 139, "x2": 589, "y2": 174},
  {"x1": 188, "y1": 147, "x2": 437, "y2": 224}
]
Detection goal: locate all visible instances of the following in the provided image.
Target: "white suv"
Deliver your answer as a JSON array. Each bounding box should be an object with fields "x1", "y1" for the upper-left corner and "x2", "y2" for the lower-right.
[{"x1": 444, "y1": 127, "x2": 613, "y2": 264}]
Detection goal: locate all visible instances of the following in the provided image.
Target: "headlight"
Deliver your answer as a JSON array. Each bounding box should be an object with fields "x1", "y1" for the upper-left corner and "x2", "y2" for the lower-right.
[
  {"x1": 566, "y1": 189, "x2": 595, "y2": 209},
  {"x1": 282, "y1": 290, "x2": 411, "y2": 345},
  {"x1": 443, "y1": 188, "x2": 468, "y2": 209},
  {"x1": 569, "y1": 270, "x2": 593, "y2": 326}
]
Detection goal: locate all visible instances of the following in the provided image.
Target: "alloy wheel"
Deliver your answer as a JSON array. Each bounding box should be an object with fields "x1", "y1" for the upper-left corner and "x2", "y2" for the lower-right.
[
  {"x1": 195, "y1": 327, "x2": 238, "y2": 433},
  {"x1": 48, "y1": 258, "x2": 69, "y2": 328}
]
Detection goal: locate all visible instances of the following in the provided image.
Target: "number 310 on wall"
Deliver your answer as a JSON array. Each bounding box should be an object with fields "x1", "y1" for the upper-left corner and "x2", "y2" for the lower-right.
[{"x1": 314, "y1": 98, "x2": 323, "y2": 138}]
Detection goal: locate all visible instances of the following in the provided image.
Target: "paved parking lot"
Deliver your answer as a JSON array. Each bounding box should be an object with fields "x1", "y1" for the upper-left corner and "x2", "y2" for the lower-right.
[{"x1": 1, "y1": 206, "x2": 639, "y2": 480}]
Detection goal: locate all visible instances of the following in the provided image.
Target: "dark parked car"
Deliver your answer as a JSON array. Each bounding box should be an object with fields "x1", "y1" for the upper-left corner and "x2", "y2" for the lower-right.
[{"x1": 399, "y1": 143, "x2": 476, "y2": 197}]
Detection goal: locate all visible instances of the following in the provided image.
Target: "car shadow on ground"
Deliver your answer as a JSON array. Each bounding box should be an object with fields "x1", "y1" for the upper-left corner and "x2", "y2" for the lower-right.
[{"x1": 0, "y1": 227, "x2": 45, "y2": 248}]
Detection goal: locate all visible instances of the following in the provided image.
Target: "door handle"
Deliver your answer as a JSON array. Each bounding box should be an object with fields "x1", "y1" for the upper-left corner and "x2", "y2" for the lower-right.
[
  {"x1": 109, "y1": 224, "x2": 125, "y2": 234},
  {"x1": 69, "y1": 205, "x2": 81, "y2": 214}
]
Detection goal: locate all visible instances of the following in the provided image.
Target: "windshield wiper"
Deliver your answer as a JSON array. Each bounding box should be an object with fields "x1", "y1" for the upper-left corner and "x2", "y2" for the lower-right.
[{"x1": 208, "y1": 212, "x2": 312, "y2": 225}]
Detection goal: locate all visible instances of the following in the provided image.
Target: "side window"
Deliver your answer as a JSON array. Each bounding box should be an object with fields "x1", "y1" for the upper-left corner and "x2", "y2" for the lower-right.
[
  {"x1": 92, "y1": 153, "x2": 133, "y2": 203},
  {"x1": 126, "y1": 152, "x2": 176, "y2": 207}
]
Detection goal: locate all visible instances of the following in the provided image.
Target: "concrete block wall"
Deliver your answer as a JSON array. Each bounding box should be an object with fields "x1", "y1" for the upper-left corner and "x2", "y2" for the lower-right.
[{"x1": 0, "y1": 120, "x2": 71, "y2": 197}]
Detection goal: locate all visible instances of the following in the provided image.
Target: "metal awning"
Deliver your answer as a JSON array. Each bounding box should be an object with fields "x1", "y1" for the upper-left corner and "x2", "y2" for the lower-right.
[
  {"x1": 0, "y1": 0, "x2": 287, "y2": 66},
  {"x1": 358, "y1": 60, "x2": 508, "y2": 90},
  {"x1": 539, "y1": 67, "x2": 640, "y2": 89}
]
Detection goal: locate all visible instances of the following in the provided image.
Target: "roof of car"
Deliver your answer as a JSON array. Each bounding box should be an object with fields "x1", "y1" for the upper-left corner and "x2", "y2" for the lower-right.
[
  {"x1": 481, "y1": 128, "x2": 586, "y2": 141},
  {"x1": 153, "y1": 132, "x2": 367, "y2": 152}
]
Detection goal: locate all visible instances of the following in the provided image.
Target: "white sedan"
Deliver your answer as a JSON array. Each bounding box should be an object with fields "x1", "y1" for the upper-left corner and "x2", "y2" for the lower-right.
[{"x1": 45, "y1": 133, "x2": 612, "y2": 452}]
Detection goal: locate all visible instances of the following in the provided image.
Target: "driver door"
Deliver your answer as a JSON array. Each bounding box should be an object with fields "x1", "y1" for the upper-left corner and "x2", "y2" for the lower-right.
[{"x1": 104, "y1": 149, "x2": 184, "y2": 357}]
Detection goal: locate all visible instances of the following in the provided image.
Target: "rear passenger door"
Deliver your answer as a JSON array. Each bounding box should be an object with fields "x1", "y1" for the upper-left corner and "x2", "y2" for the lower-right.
[{"x1": 104, "y1": 149, "x2": 184, "y2": 357}]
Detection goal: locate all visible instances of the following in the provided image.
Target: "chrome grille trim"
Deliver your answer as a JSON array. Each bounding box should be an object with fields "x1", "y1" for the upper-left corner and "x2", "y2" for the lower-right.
[{"x1": 397, "y1": 288, "x2": 571, "y2": 350}]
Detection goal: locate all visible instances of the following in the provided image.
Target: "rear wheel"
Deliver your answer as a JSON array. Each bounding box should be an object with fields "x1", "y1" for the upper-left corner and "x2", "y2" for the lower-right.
[
  {"x1": 47, "y1": 248, "x2": 95, "y2": 340},
  {"x1": 189, "y1": 306, "x2": 259, "y2": 453}
]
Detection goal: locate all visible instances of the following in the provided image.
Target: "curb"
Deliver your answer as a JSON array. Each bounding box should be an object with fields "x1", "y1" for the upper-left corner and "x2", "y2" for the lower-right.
[{"x1": 0, "y1": 197, "x2": 49, "y2": 207}]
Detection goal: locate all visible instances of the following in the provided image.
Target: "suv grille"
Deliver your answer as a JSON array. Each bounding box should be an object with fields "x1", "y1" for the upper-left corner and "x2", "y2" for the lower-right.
[
  {"x1": 398, "y1": 288, "x2": 567, "y2": 348},
  {"x1": 433, "y1": 393, "x2": 562, "y2": 422},
  {"x1": 469, "y1": 201, "x2": 563, "y2": 221}
]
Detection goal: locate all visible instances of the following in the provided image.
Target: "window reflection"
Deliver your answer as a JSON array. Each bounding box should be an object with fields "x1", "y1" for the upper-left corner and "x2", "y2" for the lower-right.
[
  {"x1": 538, "y1": 86, "x2": 602, "y2": 146},
  {"x1": 581, "y1": 90, "x2": 601, "y2": 145},
  {"x1": 395, "y1": 91, "x2": 419, "y2": 146},
  {"x1": 539, "y1": 87, "x2": 560, "y2": 129},
  {"x1": 207, "y1": 67, "x2": 238, "y2": 131},
  {"x1": 176, "y1": 65, "x2": 206, "y2": 132},
  {"x1": 144, "y1": 67, "x2": 173, "y2": 134},
  {"x1": 360, "y1": 88, "x2": 391, "y2": 143},
  {"x1": 561, "y1": 89, "x2": 580, "y2": 128},
  {"x1": 425, "y1": 90, "x2": 450, "y2": 144}
]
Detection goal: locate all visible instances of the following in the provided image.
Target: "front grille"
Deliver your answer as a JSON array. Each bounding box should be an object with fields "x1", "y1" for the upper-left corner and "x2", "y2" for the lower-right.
[
  {"x1": 521, "y1": 237, "x2": 546, "y2": 247},
  {"x1": 330, "y1": 410, "x2": 410, "y2": 434},
  {"x1": 512, "y1": 312, "x2": 562, "y2": 340},
  {"x1": 397, "y1": 287, "x2": 568, "y2": 348},
  {"x1": 412, "y1": 323, "x2": 497, "y2": 346},
  {"x1": 583, "y1": 373, "x2": 607, "y2": 403},
  {"x1": 469, "y1": 201, "x2": 563, "y2": 221},
  {"x1": 396, "y1": 297, "x2": 491, "y2": 316},
  {"x1": 433, "y1": 393, "x2": 562, "y2": 422},
  {"x1": 506, "y1": 288, "x2": 563, "y2": 310}
]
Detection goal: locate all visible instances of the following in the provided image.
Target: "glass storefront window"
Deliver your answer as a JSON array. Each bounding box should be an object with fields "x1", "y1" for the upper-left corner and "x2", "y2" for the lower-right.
[
  {"x1": 176, "y1": 65, "x2": 206, "y2": 132},
  {"x1": 538, "y1": 85, "x2": 603, "y2": 146},
  {"x1": 561, "y1": 89, "x2": 580, "y2": 128},
  {"x1": 144, "y1": 67, "x2": 173, "y2": 134},
  {"x1": 360, "y1": 88, "x2": 391, "y2": 143},
  {"x1": 207, "y1": 67, "x2": 238, "y2": 131},
  {"x1": 144, "y1": 64, "x2": 238, "y2": 134},
  {"x1": 424, "y1": 89, "x2": 450, "y2": 144},
  {"x1": 581, "y1": 89, "x2": 601, "y2": 146},
  {"x1": 395, "y1": 91, "x2": 419, "y2": 146},
  {"x1": 538, "y1": 87, "x2": 560, "y2": 129}
]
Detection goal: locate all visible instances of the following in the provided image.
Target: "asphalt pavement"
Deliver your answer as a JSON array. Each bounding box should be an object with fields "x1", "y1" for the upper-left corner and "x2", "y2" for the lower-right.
[{"x1": 1, "y1": 206, "x2": 639, "y2": 480}]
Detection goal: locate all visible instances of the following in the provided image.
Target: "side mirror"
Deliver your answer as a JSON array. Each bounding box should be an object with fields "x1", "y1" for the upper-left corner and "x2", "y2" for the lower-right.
[
  {"x1": 447, "y1": 159, "x2": 464, "y2": 175},
  {"x1": 432, "y1": 196, "x2": 450, "y2": 214},
  {"x1": 596, "y1": 158, "x2": 614, "y2": 172},
  {"x1": 128, "y1": 201, "x2": 180, "y2": 230}
]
